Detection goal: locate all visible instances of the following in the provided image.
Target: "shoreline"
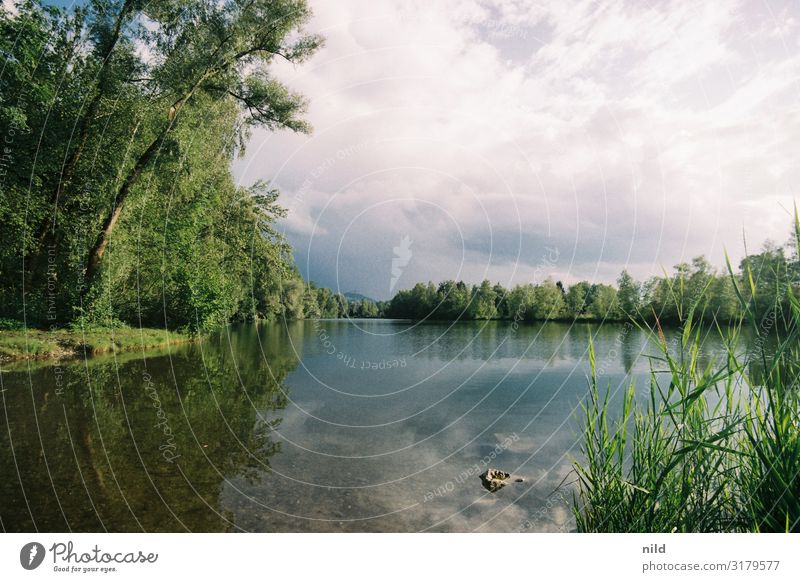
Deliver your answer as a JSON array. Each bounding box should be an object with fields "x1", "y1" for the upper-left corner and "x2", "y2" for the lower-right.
[
  {"x1": 0, "y1": 327, "x2": 195, "y2": 363},
  {"x1": 0, "y1": 317, "x2": 734, "y2": 365}
]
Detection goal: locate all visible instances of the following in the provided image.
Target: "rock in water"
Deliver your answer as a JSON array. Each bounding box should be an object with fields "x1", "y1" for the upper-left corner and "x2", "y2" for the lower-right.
[{"x1": 479, "y1": 469, "x2": 511, "y2": 492}]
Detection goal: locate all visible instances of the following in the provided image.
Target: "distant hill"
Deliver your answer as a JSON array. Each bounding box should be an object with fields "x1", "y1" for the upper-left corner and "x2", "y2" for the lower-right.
[{"x1": 344, "y1": 292, "x2": 377, "y2": 303}]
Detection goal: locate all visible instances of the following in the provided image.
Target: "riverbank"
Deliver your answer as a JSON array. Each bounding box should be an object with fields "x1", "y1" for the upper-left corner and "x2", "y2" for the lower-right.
[{"x1": 0, "y1": 327, "x2": 194, "y2": 363}]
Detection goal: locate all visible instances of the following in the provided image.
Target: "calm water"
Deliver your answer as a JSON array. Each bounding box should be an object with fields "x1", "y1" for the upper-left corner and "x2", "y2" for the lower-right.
[{"x1": 0, "y1": 320, "x2": 733, "y2": 532}]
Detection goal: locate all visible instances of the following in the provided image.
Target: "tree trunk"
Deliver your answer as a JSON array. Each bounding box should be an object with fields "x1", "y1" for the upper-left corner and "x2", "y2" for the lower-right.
[
  {"x1": 82, "y1": 126, "x2": 169, "y2": 291},
  {"x1": 81, "y1": 55, "x2": 222, "y2": 293},
  {"x1": 27, "y1": 1, "x2": 134, "y2": 289},
  {"x1": 55, "y1": 0, "x2": 133, "y2": 202}
]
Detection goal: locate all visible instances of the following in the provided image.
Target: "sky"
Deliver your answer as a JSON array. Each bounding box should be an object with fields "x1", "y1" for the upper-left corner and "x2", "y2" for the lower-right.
[{"x1": 231, "y1": 0, "x2": 800, "y2": 300}]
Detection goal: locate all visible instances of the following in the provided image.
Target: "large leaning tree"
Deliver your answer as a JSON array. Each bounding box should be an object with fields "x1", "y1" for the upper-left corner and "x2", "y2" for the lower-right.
[
  {"x1": 81, "y1": 0, "x2": 322, "y2": 288},
  {"x1": 2, "y1": 0, "x2": 321, "y2": 311}
]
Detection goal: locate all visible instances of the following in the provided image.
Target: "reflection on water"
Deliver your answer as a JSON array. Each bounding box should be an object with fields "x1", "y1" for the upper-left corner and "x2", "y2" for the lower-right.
[{"x1": 0, "y1": 320, "x2": 735, "y2": 532}]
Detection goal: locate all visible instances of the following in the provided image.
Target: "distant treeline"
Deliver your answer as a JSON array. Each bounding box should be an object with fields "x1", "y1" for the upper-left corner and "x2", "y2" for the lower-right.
[
  {"x1": 380, "y1": 232, "x2": 800, "y2": 325},
  {"x1": 278, "y1": 283, "x2": 380, "y2": 321}
]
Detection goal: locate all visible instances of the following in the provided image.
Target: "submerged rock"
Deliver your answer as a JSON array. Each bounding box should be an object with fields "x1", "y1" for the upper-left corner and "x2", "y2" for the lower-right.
[{"x1": 479, "y1": 469, "x2": 511, "y2": 492}]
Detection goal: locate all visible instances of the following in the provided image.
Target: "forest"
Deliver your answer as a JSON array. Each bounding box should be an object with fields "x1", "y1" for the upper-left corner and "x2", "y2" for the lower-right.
[
  {"x1": 0, "y1": 0, "x2": 340, "y2": 333},
  {"x1": 382, "y1": 242, "x2": 800, "y2": 325}
]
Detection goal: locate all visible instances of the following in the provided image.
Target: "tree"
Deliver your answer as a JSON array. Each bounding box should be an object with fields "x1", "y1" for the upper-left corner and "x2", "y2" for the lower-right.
[
  {"x1": 0, "y1": 0, "x2": 326, "y2": 330},
  {"x1": 707, "y1": 275, "x2": 739, "y2": 323},
  {"x1": 470, "y1": 280, "x2": 497, "y2": 320},
  {"x1": 507, "y1": 284, "x2": 535, "y2": 321},
  {"x1": 348, "y1": 299, "x2": 379, "y2": 318},
  {"x1": 493, "y1": 282, "x2": 508, "y2": 318},
  {"x1": 530, "y1": 279, "x2": 566, "y2": 320},
  {"x1": 435, "y1": 280, "x2": 470, "y2": 319},
  {"x1": 587, "y1": 284, "x2": 618, "y2": 320},
  {"x1": 642, "y1": 275, "x2": 679, "y2": 324},
  {"x1": 279, "y1": 275, "x2": 305, "y2": 320},
  {"x1": 686, "y1": 256, "x2": 714, "y2": 313},
  {"x1": 302, "y1": 285, "x2": 321, "y2": 319},
  {"x1": 316, "y1": 287, "x2": 346, "y2": 318},
  {"x1": 566, "y1": 281, "x2": 591, "y2": 318},
  {"x1": 616, "y1": 271, "x2": 640, "y2": 318},
  {"x1": 82, "y1": 0, "x2": 323, "y2": 289},
  {"x1": 740, "y1": 242, "x2": 790, "y2": 317},
  {"x1": 26, "y1": 0, "x2": 146, "y2": 282},
  {"x1": 409, "y1": 282, "x2": 437, "y2": 319},
  {"x1": 1, "y1": 2, "x2": 98, "y2": 322}
]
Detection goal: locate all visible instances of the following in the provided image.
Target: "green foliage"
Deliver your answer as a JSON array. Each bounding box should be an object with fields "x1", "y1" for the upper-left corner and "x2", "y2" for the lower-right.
[
  {"x1": 470, "y1": 280, "x2": 498, "y2": 320},
  {"x1": 616, "y1": 271, "x2": 640, "y2": 317},
  {"x1": 348, "y1": 299, "x2": 380, "y2": 318},
  {"x1": 574, "y1": 324, "x2": 745, "y2": 532},
  {"x1": 0, "y1": 325, "x2": 190, "y2": 360},
  {"x1": 383, "y1": 236, "x2": 798, "y2": 325},
  {"x1": 586, "y1": 284, "x2": 618, "y2": 320},
  {"x1": 566, "y1": 281, "x2": 591, "y2": 317},
  {"x1": 530, "y1": 278, "x2": 566, "y2": 320},
  {"x1": 0, "y1": 318, "x2": 25, "y2": 330},
  {"x1": 0, "y1": 0, "x2": 325, "y2": 333},
  {"x1": 572, "y1": 231, "x2": 800, "y2": 532}
]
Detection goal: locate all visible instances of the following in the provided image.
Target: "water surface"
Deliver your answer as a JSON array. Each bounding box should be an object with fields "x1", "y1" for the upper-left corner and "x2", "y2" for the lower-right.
[{"x1": 0, "y1": 320, "x2": 732, "y2": 532}]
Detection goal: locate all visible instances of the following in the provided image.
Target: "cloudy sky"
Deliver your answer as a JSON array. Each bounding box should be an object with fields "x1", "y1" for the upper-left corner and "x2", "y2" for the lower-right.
[{"x1": 232, "y1": 0, "x2": 800, "y2": 300}]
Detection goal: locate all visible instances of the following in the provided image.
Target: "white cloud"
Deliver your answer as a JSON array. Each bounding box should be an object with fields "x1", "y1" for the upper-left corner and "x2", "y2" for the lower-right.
[
  {"x1": 233, "y1": 0, "x2": 800, "y2": 298},
  {"x1": 2, "y1": 0, "x2": 18, "y2": 15}
]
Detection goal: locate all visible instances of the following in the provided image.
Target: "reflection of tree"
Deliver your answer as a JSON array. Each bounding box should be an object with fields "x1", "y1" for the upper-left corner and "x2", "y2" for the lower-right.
[
  {"x1": 0, "y1": 324, "x2": 298, "y2": 532},
  {"x1": 620, "y1": 326, "x2": 637, "y2": 374},
  {"x1": 406, "y1": 320, "x2": 576, "y2": 362},
  {"x1": 747, "y1": 332, "x2": 798, "y2": 390}
]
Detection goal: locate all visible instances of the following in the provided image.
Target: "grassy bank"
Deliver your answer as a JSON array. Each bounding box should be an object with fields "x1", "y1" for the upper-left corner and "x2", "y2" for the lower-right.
[
  {"x1": 0, "y1": 326, "x2": 193, "y2": 363},
  {"x1": 571, "y1": 240, "x2": 800, "y2": 532}
]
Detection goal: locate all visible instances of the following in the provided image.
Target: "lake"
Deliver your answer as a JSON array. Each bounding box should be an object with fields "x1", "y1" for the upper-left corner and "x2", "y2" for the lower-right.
[{"x1": 0, "y1": 320, "x2": 734, "y2": 532}]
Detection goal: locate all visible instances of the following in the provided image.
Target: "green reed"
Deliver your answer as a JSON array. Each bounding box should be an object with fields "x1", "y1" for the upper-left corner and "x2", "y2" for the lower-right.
[{"x1": 572, "y1": 211, "x2": 800, "y2": 532}]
